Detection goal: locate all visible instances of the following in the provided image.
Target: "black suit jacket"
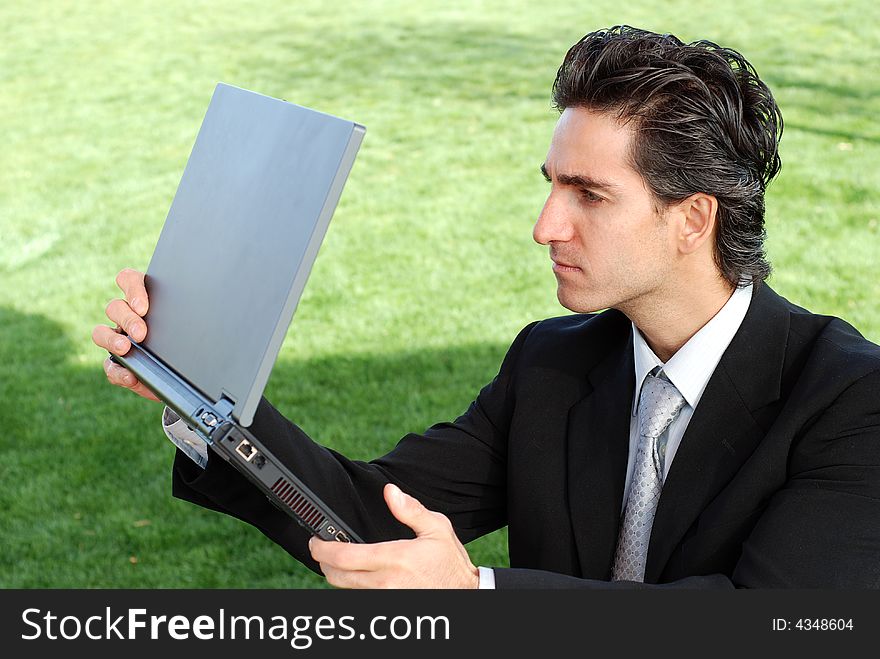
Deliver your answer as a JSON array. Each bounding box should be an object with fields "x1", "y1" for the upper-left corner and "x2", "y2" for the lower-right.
[{"x1": 172, "y1": 284, "x2": 880, "y2": 588}]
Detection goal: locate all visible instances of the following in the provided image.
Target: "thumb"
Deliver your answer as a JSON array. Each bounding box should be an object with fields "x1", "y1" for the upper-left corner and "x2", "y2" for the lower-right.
[{"x1": 383, "y1": 483, "x2": 441, "y2": 537}]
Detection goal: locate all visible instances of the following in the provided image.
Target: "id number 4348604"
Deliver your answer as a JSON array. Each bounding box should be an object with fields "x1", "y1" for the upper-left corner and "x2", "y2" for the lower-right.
[{"x1": 772, "y1": 618, "x2": 854, "y2": 631}]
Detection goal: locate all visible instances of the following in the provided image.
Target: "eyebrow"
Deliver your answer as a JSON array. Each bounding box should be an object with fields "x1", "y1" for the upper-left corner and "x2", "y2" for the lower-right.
[{"x1": 540, "y1": 163, "x2": 619, "y2": 193}]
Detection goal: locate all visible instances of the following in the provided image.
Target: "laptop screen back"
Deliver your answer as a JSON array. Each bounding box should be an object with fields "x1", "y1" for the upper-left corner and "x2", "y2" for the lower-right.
[{"x1": 142, "y1": 83, "x2": 364, "y2": 426}]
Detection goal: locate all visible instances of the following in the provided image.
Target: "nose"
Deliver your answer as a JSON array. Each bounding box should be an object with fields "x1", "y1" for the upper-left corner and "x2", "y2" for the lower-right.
[{"x1": 533, "y1": 193, "x2": 575, "y2": 245}]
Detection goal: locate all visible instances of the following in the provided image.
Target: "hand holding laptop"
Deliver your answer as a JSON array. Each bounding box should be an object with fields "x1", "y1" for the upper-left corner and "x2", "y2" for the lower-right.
[{"x1": 92, "y1": 268, "x2": 159, "y2": 402}]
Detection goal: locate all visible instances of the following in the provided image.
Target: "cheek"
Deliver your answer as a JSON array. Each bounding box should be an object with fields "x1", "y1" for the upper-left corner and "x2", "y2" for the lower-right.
[
  {"x1": 627, "y1": 224, "x2": 674, "y2": 282},
  {"x1": 597, "y1": 216, "x2": 665, "y2": 276},
  {"x1": 583, "y1": 217, "x2": 632, "y2": 263}
]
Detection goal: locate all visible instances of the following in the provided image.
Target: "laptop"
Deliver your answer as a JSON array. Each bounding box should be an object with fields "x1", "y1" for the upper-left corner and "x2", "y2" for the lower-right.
[{"x1": 111, "y1": 82, "x2": 364, "y2": 543}]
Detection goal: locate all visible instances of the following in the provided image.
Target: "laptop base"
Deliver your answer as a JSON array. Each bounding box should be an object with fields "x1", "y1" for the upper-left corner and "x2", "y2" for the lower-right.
[{"x1": 111, "y1": 342, "x2": 363, "y2": 543}]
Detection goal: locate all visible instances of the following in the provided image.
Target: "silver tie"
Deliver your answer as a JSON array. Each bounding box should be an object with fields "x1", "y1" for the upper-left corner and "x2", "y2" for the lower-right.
[{"x1": 611, "y1": 370, "x2": 685, "y2": 582}]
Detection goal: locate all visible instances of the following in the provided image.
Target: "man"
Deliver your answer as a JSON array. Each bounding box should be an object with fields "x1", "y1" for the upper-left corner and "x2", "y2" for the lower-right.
[{"x1": 93, "y1": 26, "x2": 880, "y2": 588}]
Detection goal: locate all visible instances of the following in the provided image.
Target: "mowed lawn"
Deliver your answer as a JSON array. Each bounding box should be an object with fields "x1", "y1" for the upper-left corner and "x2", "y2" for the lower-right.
[{"x1": 1, "y1": 0, "x2": 877, "y2": 587}]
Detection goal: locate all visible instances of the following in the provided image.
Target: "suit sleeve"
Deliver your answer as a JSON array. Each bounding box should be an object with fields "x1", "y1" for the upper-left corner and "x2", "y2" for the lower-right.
[{"x1": 171, "y1": 322, "x2": 538, "y2": 574}]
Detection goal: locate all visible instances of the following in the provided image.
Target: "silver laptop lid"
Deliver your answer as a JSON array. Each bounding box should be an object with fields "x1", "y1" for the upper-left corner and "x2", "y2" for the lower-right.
[{"x1": 142, "y1": 82, "x2": 364, "y2": 426}]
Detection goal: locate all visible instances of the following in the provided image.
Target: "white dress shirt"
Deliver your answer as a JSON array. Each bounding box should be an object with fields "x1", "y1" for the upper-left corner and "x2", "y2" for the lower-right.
[
  {"x1": 163, "y1": 284, "x2": 752, "y2": 588},
  {"x1": 624, "y1": 283, "x2": 752, "y2": 509}
]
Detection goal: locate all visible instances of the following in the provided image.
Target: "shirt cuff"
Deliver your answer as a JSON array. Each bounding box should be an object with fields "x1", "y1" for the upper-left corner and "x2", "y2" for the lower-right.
[
  {"x1": 162, "y1": 407, "x2": 209, "y2": 469},
  {"x1": 478, "y1": 566, "x2": 496, "y2": 589}
]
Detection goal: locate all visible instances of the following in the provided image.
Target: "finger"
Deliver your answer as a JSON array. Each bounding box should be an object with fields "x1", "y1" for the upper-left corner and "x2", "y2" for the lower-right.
[
  {"x1": 104, "y1": 357, "x2": 137, "y2": 388},
  {"x1": 320, "y1": 565, "x2": 378, "y2": 589},
  {"x1": 93, "y1": 324, "x2": 132, "y2": 355},
  {"x1": 130, "y1": 382, "x2": 160, "y2": 401},
  {"x1": 102, "y1": 357, "x2": 160, "y2": 401},
  {"x1": 309, "y1": 537, "x2": 393, "y2": 572},
  {"x1": 116, "y1": 268, "x2": 149, "y2": 316},
  {"x1": 383, "y1": 483, "x2": 449, "y2": 538},
  {"x1": 105, "y1": 299, "x2": 147, "y2": 342}
]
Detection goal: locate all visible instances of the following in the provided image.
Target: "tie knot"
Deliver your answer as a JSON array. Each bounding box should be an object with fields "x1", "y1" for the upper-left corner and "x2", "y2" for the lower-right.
[{"x1": 637, "y1": 372, "x2": 686, "y2": 440}]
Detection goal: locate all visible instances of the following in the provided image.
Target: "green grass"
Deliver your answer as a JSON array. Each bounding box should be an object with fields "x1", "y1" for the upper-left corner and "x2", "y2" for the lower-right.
[{"x1": 1, "y1": 0, "x2": 877, "y2": 587}]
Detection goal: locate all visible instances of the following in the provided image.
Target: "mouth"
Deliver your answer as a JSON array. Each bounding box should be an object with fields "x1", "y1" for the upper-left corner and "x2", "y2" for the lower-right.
[{"x1": 551, "y1": 259, "x2": 581, "y2": 274}]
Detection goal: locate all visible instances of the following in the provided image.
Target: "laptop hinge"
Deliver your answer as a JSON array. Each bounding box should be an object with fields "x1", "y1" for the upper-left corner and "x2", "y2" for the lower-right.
[
  {"x1": 194, "y1": 395, "x2": 236, "y2": 441},
  {"x1": 214, "y1": 395, "x2": 235, "y2": 418}
]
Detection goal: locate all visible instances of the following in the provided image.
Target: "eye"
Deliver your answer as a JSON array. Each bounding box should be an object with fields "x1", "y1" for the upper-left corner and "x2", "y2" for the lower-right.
[{"x1": 580, "y1": 189, "x2": 604, "y2": 204}]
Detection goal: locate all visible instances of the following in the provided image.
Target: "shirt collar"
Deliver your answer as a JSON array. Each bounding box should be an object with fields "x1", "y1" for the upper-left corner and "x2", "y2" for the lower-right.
[{"x1": 631, "y1": 283, "x2": 753, "y2": 415}]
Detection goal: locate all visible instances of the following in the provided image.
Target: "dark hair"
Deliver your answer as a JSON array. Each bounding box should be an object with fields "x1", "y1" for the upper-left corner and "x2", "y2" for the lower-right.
[{"x1": 552, "y1": 26, "x2": 783, "y2": 287}]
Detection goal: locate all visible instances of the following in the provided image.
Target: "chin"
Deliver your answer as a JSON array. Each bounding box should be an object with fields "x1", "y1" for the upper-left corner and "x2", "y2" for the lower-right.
[{"x1": 556, "y1": 285, "x2": 609, "y2": 315}]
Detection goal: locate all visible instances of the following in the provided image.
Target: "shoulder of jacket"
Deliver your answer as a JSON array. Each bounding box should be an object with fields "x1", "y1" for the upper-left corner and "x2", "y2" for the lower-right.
[{"x1": 526, "y1": 308, "x2": 629, "y2": 339}]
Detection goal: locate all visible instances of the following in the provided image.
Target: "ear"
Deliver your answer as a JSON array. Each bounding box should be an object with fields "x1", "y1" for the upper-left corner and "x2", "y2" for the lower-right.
[{"x1": 674, "y1": 193, "x2": 718, "y2": 255}]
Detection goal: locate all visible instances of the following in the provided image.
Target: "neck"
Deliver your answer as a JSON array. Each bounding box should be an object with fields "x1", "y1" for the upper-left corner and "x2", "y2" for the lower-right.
[{"x1": 620, "y1": 274, "x2": 735, "y2": 363}]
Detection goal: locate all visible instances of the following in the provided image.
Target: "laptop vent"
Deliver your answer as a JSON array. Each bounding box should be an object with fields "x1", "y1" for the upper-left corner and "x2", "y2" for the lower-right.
[{"x1": 271, "y1": 477, "x2": 327, "y2": 531}]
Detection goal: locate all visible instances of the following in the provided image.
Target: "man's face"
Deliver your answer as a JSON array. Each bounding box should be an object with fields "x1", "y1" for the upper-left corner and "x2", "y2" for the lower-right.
[{"x1": 534, "y1": 107, "x2": 675, "y2": 314}]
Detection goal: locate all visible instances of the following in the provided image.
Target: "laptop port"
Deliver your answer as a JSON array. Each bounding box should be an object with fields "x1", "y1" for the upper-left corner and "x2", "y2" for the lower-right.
[
  {"x1": 235, "y1": 439, "x2": 258, "y2": 462},
  {"x1": 334, "y1": 531, "x2": 351, "y2": 543}
]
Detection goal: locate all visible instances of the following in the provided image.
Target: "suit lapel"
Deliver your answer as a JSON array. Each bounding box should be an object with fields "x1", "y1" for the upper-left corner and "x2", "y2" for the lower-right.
[
  {"x1": 566, "y1": 324, "x2": 634, "y2": 580},
  {"x1": 644, "y1": 284, "x2": 791, "y2": 581}
]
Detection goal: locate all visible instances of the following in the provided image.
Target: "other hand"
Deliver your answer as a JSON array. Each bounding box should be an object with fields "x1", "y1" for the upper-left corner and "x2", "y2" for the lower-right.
[{"x1": 309, "y1": 483, "x2": 480, "y2": 589}]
